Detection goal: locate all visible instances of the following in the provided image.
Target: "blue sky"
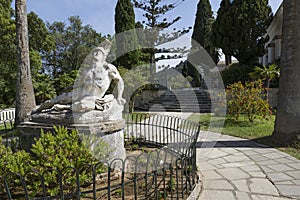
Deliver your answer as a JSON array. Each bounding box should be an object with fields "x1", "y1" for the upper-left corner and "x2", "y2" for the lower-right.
[{"x1": 24, "y1": 0, "x2": 283, "y2": 36}]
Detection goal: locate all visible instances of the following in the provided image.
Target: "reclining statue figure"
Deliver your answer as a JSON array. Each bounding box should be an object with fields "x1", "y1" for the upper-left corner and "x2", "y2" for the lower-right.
[{"x1": 32, "y1": 39, "x2": 126, "y2": 114}]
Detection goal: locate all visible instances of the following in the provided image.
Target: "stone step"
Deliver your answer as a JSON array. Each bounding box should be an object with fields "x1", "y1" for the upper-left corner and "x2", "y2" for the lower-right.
[
  {"x1": 135, "y1": 107, "x2": 211, "y2": 113},
  {"x1": 135, "y1": 89, "x2": 212, "y2": 113},
  {"x1": 149, "y1": 100, "x2": 211, "y2": 104}
]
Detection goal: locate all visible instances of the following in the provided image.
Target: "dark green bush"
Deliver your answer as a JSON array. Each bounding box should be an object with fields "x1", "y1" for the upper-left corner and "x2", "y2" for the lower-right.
[{"x1": 221, "y1": 63, "x2": 255, "y2": 86}]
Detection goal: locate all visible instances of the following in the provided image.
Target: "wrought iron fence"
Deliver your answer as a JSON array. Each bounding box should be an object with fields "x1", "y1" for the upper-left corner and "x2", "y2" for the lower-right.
[{"x1": 0, "y1": 113, "x2": 200, "y2": 200}]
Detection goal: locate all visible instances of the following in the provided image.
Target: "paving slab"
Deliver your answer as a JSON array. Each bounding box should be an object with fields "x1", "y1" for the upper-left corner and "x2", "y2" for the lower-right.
[
  {"x1": 202, "y1": 170, "x2": 223, "y2": 180},
  {"x1": 285, "y1": 171, "x2": 300, "y2": 179},
  {"x1": 216, "y1": 167, "x2": 251, "y2": 180},
  {"x1": 275, "y1": 185, "x2": 300, "y2": 197},
  {"x1": 200, "y1": 190, "x2": 236, "y2": 200},
  {"x1": 203, "y1": 180, "x2": 234, "y2": 190},
  {"x1": 287, "y1": 163, "x2": 300, "y2": 170},
  {"x1": 267, "y1": 172, "x2": 295, "y2": 182},
  {"x1": 155, "y1": 114, "x2": 299, "y2": 200},
  {"x1": 268, "y1": 164, "x2": 294, "y2": 172},
  {"x1": 251, "y1": 194, "x2": 292, "y2": 200},
  {"x1": 235, "y1": 191, "x2": 252, "y2": 200},
  {"x1": 196, "y1": 131, "x2": 300, "y2": 200},
  {"x1": 232, "y1": 179, "x2": 250, "y2": 192},
  {"x1": 249, "y1": 178, "x2": 279, "y2": 196}
]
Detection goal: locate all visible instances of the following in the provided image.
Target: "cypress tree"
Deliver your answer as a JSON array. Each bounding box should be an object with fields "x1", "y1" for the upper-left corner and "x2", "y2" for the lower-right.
[
  {"x1": 231, "y1": 0, "x2": 272, "y2": 64},
  {"x1": 210, "y1": 0, "x2": 233, "y2": 65},
  {"x1": 191, "y1": 0, "x2": 217, "y2": 63},
  {"x1": 184, "y1": 0, "x2": 217, "y2": 88},
  {"x1": 211, "y1": 0, "x2": 272, "y2": 65},
  {"x1": 115, "y1": 0, "x2": 140, "y2": 69}
]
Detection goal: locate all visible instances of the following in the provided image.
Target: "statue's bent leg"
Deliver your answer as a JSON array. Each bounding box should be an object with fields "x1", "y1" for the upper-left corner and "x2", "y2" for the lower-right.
[{"x1": 33, "y1": 92, "x2": 73, "y2": 113}]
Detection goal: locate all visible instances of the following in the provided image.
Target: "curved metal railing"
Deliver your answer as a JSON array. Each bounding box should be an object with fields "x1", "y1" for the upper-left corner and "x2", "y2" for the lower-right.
[{"x1": 0, "y1": 113, "x2": 200, "y2": 200}]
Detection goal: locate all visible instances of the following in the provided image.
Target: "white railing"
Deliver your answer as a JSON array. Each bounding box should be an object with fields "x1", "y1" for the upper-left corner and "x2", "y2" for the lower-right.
[{"x1": 0, "y1": 108, "x2": 15, "y2": 122}]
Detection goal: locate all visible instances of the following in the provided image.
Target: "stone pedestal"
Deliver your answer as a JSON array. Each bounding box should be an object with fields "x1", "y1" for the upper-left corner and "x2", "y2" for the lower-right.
[{"x1": 18, "y1": 110, "x2": 126, "y2": 162}]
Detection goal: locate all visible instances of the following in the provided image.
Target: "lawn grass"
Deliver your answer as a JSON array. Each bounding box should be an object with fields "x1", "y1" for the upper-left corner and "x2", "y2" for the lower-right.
[
  {"x1": 188, "y1": 113, "x2": 300, "y2": 160},
  {"x1": 123, "y1": 112, "x2": 153, "y2": 123},
  {"x1": 0, "y1": 121, "x2": 15, "y2": 138},
  {"x1": 0, "y1": 121, "x2": 14, "y2": 131}
]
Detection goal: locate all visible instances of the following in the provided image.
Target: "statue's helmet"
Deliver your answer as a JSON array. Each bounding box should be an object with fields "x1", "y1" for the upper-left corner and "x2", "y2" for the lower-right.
[{"x1": 93, "y1": 39, "x2": 112, "y2": 58}]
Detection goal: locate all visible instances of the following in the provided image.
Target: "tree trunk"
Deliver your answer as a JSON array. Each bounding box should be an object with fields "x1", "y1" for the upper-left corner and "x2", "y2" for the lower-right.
[
  {"x1": 225, "y1": 54, "x2": 232, "y2": 66},
  {"x1": 274, "y1": 0, "x2": 300, "y2": 142},
  {"x1": 15, "y1": 0, "x2": 36, "y2": 125}
]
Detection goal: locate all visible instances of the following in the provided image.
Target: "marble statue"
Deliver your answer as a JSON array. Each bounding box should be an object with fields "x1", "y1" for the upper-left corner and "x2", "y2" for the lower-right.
[
  {"x1": 32, "y1": 39, "x2": 126, "y2": 116},
  {"x1": 21, "y1": 39, "x2": 127, "y2": 162}
]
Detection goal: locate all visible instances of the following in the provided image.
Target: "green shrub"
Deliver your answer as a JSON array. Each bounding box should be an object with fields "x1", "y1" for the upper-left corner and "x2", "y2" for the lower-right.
[
  {"x1": 1, "y1": 126, "x2": 111, "y2": 197},
  {"x1": 226, "y1": 80, "x2": 272, "y2": 122},
  {"x1": 0, "y1": 137, "x2": 32, "y2": 196},
  {"x1": 30, "y1": 126, "x2": 105, "y2": 196},
  {"x1": 0, "y1": 137, "x2": 32, "y2": 177},
  {"x1": 221, "y1": 63, "x2": 254, "y2": 86}
]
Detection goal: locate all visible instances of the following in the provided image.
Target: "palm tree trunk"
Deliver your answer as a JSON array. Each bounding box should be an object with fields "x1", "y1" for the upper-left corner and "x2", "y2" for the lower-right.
[
  {"x1": 274, "y1": 0, "x2": 300, "y2": 142},
  {"x1": 15, "y1": 0, "x2": 36, "y2": 125}
]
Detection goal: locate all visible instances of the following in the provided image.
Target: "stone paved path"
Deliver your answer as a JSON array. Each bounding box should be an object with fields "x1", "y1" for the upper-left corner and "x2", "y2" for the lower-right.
[
  {"x1": 148, "y1": 112, "x2": 300, "y2": 199},
  {"x1": 197, "y1": 131, "x2": 300, "y2": 200}
]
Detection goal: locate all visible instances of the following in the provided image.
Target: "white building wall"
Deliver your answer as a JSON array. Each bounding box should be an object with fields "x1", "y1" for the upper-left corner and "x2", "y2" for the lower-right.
[
  {"x1": 268, "y1": 44, "x2": 275, "y2": 64},
  {"x1": 263, "y1": 3, "x2": 283, "y2": 64}
]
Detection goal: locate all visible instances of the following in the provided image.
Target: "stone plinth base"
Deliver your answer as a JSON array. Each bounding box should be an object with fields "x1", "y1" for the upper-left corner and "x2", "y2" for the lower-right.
[{"x1": 18, "y1": 120, "x2": 126, "y2": 162}]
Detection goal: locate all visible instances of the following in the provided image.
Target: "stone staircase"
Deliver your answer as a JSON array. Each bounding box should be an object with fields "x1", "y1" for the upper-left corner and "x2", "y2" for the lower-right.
[{"x1": 135, "y1": 88, "x2": 212, "y2": 113}]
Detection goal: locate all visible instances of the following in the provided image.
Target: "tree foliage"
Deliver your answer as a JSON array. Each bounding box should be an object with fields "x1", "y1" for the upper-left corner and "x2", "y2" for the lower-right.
[
  {"x1": 0, "y1": 2, "x2": 106, "y2": 108},
  {"x1": 133, "y1": 0, "x2": 190, "y2": 75},
  {"x1": 191, "y1": 0, "x2": 218, "y2": 63},
  {"x1": 211, "y1": 0, "x2": 272, "y2": 65},
  {"x1": 250, "y1": 64, "x2": 280, "y2": 88},
  {"x1": 0, "y1": 0, "x2": 17, "y2": 107},
  {"x1": 115, "y1": 0, "x2": 140, "y2": 69},
  {"x1": 44, "y1": 17, "x2": 103, "y2": 77},
  {"x1": 210, "y1": 0, "x2": 233, "y2": 65},
  {"x1": 183, "y1": 0, "x2": 218, "y2": 88}
]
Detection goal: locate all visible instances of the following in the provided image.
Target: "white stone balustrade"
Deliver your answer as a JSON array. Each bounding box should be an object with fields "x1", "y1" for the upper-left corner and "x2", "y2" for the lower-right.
[{"x1": 0, "y1": 108, "x2": 15, "y2": 122}]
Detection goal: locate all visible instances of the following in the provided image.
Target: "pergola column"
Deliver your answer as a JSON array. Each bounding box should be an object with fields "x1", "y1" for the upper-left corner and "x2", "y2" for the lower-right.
[
  {"x1": 275, "y1": 35, "x2": 282, "y2": 59},
  {"x1": 268, "y1": 43, "x2": 275, "y2": 64},
  {"x1": 263, "y1": 49, "x2": 268, "y2": 66}
]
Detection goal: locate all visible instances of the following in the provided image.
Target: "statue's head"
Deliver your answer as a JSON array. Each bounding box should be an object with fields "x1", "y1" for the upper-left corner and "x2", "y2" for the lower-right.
[{"x1": 92, "y1": 39, "x2": 112, "y2": 62}]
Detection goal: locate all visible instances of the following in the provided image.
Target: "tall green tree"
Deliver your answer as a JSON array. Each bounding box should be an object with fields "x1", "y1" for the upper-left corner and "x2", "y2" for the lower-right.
[
  {"x1": 211, "y1": 0, "x2": 272, "y2": 65},
  {"x1": 27, "y1": 12, "x2": 56, "y2": 104},
  {"x1": 183, "y1": 0, "x2": 218, "y2": 87},
  {"x1": 0, "y1": 0, "x2": 17, "y2": 108},
  {"x1": 15, "y1": 0, "x2": 36, "y2": 124},
  {"x1": 210, "y1": 0, "x2": 233, "y2": 65},
  {"x1": 133, "y1": 0, "x2": 190, "y2": 76},
  {"x1": 115, "y1": 0, "x2": 140, "y2": 69},
  {"x1": 230, "y1": 0, "x2": 272, "y2": 64},
  {"x1": 43, "y1": 16, "x2": 104, "y2": 94},
  {"x1": 43, "y1": 21, "x2": 66, "y2": 78},
  {"x1": 191, "y1": 0, "x2": 217, "y2": 63},
  {"x1": 0, "y1": 3, "x2": 56, "y2": 107},
  {"x1": 274, "y1": 0, "x2": 300, "y2": 143}
]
